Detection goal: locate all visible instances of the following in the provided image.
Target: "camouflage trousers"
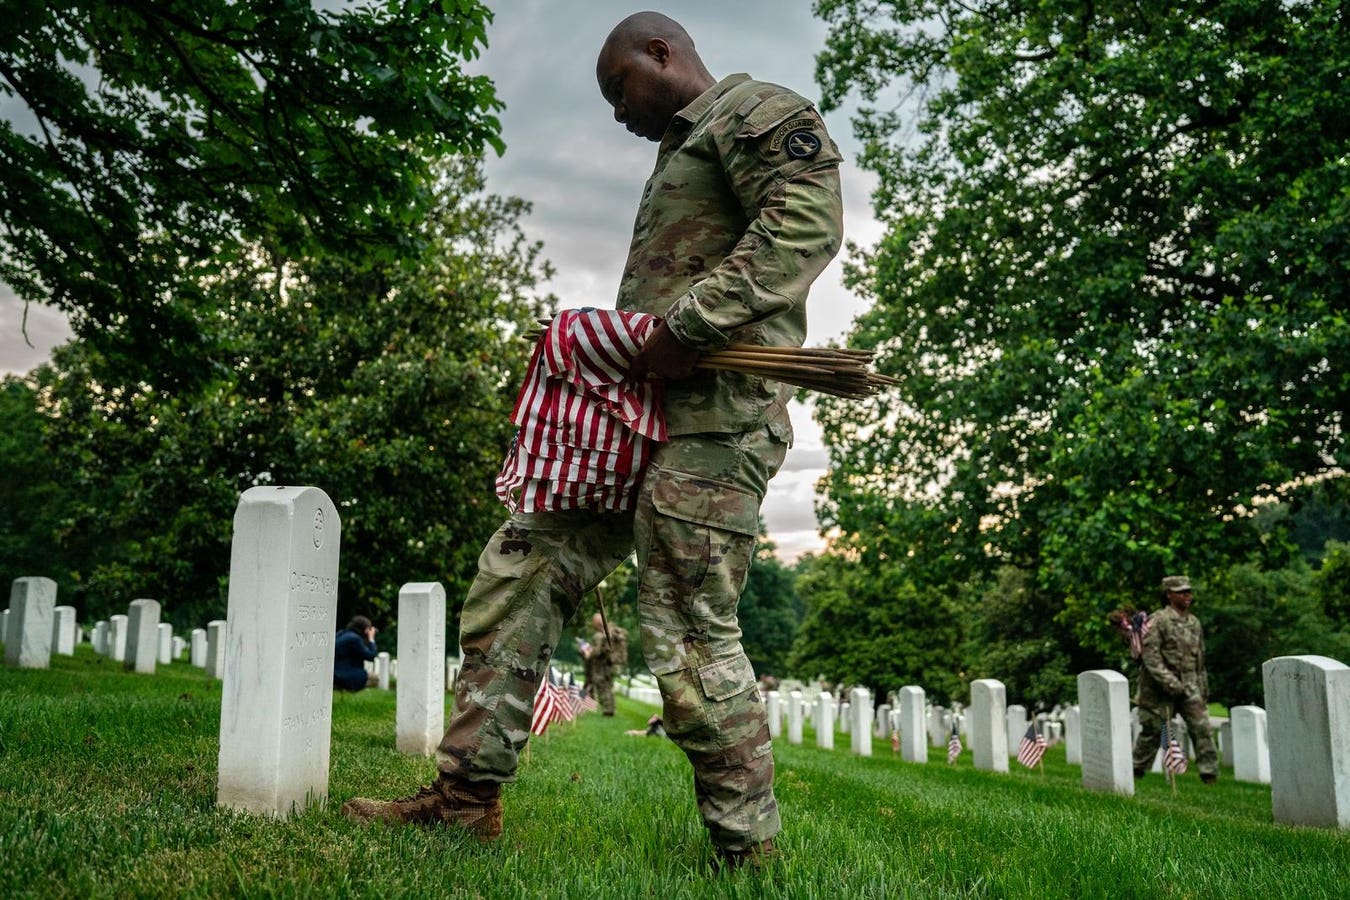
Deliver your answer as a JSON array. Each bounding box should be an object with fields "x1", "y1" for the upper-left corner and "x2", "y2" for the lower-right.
[
  {"x1": 436, "y1": 425, "x2": 787, "y2": 851},
  {"x1": 589, "y1": 665, "x2": 616, "y2": 715},
  {"x1": 1132, "y1": 698, "x2": 1219, "y2": 776}
]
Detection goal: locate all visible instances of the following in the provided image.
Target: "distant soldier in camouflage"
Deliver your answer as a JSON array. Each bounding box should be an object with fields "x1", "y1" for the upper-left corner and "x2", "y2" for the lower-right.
[
  {"x1": 1131, "y1": 575, "x2": 1219, "y2": 783},
  {"x1": 583, "y1": 612, "x2": 628, "y2": 716},
  {"x1": 343, "y1": 11, "x2": 842, "y2": 867}
]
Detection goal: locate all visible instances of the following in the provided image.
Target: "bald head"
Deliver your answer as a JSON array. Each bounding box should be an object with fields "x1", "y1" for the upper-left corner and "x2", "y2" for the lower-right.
[
  {"x1": 602, "y1": 11, "x2": 697, "y2": 56},
  {"x1": 596, "y1": 12, "x2": 715, "y2": 142}
]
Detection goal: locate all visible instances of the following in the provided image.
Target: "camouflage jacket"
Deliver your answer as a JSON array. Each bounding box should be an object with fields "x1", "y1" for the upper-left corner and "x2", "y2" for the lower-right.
[
  {"x1": 616, "y1": 74, "x2": 844, "y2": 437},
  {"x1": 590, "y1": 625, "x2": 628, "y2": 669},
  {"x1": 1137, "y1": 605, "x2": 1209, "y2": 708}
]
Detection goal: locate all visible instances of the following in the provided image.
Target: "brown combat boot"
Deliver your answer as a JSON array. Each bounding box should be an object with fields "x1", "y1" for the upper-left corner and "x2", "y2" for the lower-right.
[
  {"x1": 341, "y1": 776, "x2": 503, "y2": 840},
  {"x1": 713, "y1": 838, "x2": 779, "y2": 871}
]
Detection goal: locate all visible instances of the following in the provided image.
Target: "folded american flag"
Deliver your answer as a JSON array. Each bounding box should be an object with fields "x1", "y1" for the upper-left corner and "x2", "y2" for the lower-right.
[{"x1": 496, "y1": 309, "x2": 667, "y2": 513}]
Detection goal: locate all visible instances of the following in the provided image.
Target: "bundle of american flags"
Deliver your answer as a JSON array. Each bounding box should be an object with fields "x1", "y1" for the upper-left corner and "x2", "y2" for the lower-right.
[
  {"x1": 1016, "y1": 723, "x2": 1048, "y2": 769},
  {"x1": 1115, "y1": 609, "x2": 1152, "y2": 659},
  {"x1": 1162, "y1": 719, "x2": 1188, "y2": 775},
  {"x1": 497, "y1": 308, "x2": 666, "y2": 514},
  {"x1": 947, "y1": 726, "x2": 962, "y2": 764},
  {"x1": 530, "y1": 678, "x2": 600, "y2": 737}
]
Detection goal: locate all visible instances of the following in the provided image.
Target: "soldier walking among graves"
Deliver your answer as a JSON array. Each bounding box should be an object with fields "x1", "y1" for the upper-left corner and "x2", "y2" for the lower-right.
[
  {"x1": 342, "y1": 11, "x2": 843, "y2": 869},
  {"x1": 582, "y1": 612, "x2": 627, "y2": 716},
  {"x1": 1131, "y1": 575, "x2": 1220, "y2": 783}
]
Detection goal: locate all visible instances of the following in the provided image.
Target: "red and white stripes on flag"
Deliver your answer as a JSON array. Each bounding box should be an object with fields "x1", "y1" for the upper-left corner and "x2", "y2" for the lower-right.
[
  {"x1": 566, "y1": 684, "x2": 598, "y2": 717},
  {"x1": 531, "y1": 677, "x2": 572, "y2": 736},
  {"x1": 1017, "y1": 723, "x2": 1048, "y2": 768},
  {"x1": 1163, "y1": 719, "x2": 1188, "y2": 775},
  {"x1": 496, "y1": 309, "x2": 667, "y2": 513},
  {"x1": 947, "y1": 727, "x2": 962, "y2": 764}
]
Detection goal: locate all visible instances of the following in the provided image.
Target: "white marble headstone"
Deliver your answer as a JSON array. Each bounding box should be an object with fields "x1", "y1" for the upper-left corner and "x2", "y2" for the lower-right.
[
  {"x1": 395, "y1": 582, "x2": 446, "y2": 756},
  {"x1": 899, "y1": 686, "x2": 927, "y2": 763},
  {"x1": 190, "y1": 627, "x2": 208, "y2": 667},
  {"x1": 109, "y1": 613, "x2": 128, "y2": 663},
  {"x1": 52, "y1": 605, "x2": 77, "y2": 656},
  {"x1": 874, "y1": 702, "x2": 891, "y2": 739},
  {"x1": 970, "y1": 679, "x2": 1008, "y2": 773},
  {"x1": 1230, "y1": 705, "x2": 1270, "y2": 784},
  {"x1": 376, "y1": 652, "x2": 392, "y2": 691},
  {"x1": 1263, "y1": 655, "x2": 1350, "y2": 828},
  {"x1": 5, "y1": 577, "x2": 57, "y2": 669},
  {"x1": 1006, "y1": 704, "x2": 1028, "y2": 756},
  {"x1": 1064, "y1": 705, "x2": 1082, "y2": 764},
  {"x1": 786, "y1": 690, "x2": 804, "y2": 745},
  {"x1": 217, "y1": 485, "x2": 341, "y2": 818},
  {"x1": 765, "y1": 690, "x2": 781, "y2": 738},
  {"x1": 850, "y1": 687, "x2": 873, "y2": 756},
  {"x1": 928, "y1": 704, "x2": 947, "y2": 748},
  {"x1": 173, "y1": 634, "x2": 187, "y2": 660},
  {"x1": 92, "y1": 620, "x2": 108, "y2": 655},
  {"x1": 206, "y1": 620, "x2": 227, "y2": 679},
  {"x1": 1, "y1": 608, "x2": 9, "y2": 646},
  {"x1": 125, "y1": 599, "x2": 161, "y2": 675},
  {"x1": 815, "y1": 691, "x2": 834, "y2": 750},
  {"x1": 158, "y1": 622, "x2": 174, "y2": 665},
  {"x1": 1078, "y1": 670, "x2": 1133, "y2": 796}
]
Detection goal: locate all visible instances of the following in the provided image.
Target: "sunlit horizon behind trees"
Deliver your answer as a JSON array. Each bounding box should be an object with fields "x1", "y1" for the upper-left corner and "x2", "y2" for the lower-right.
[{"x1": 1, "y1": 1, "x2": 1347, "y2": 708}]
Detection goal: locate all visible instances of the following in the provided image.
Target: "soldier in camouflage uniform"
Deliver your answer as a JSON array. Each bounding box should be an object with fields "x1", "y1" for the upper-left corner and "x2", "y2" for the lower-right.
[
  {"x1": 1131, "y1": 575, "x2": 1219, "y2": 782},
  {"x1": 344, "y1": 12, "x2": 843, "y2": 866},
  {"x1": 584, "y1": 612, "x2": 627, "y2": 716}
]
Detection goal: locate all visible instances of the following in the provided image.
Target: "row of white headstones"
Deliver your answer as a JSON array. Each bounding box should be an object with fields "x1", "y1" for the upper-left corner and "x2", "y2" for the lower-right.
[
  {"x1": 3, "y1": 486, "x2": 455, "y2": 820},
  {"x1": 626, "y1": 671, "x2": 1350, "y2": 830},
  {"x1": 3, "y1": 591, "x2": 438, "y2": 693},
  {"x1": 5, "y1": 484, "x2": 1349, "y2": 830}
]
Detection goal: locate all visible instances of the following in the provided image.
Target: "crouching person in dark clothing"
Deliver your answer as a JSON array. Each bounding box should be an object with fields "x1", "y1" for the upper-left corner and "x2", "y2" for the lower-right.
[{"x1": 334, "y1": 615, "x2": 379, "y2": 692}]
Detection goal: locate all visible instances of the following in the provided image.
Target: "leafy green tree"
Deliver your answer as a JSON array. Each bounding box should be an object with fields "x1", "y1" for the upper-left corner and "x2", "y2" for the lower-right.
[
  {"x1": 813, "y1": 0, "x2": 1349, "y2": 626},
  {"x1": 736, "y1": 536, "x2": 804, "y2": 678},
  {"x1": 0, "y1": 0, "x2": 502, "y2": 385},
  {"x1": 26, "y1": 161, "x2": 549, "y2": 627},
  {"x1": 1313, "y1": 540, "x2": 1350, "y2": 629},
  {"x1": 789, "y1": 551, "x2": 965, "y2": 701},
  {"x1": 961, "y1": 568, "x2": 1096, "y2": 708},
  {"x1": 1201, "y1": 560, "x2": 1350, "y2": 705},
  {"x1": 0, "y1": 378, "x2": 77, "y2": 593}
]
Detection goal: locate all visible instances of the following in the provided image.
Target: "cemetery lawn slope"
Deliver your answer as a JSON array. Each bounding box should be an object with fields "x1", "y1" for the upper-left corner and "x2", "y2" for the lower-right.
[{"x1": 2, "y1": 650, "x2": 1348, "y2": 899}]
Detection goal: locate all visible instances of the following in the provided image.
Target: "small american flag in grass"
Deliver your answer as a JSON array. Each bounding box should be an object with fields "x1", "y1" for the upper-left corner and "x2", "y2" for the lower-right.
[
  {"x1": 947, "y1": 726, "x2": 962, "y2": 764},
  {"x1": 530, "y1": 677, "x2": 560, "y2": 736},
  {"x1": 1016, "y1": 723, "x2": 1048, "y2": 768},
  {"x1": 1163, "y1": 720, "x2": 1188, "y2": 775}
]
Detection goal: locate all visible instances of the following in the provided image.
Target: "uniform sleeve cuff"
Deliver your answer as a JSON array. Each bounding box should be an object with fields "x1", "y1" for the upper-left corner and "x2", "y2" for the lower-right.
[{"x1": 665, "y1": 291, "x2": 730, "y2": 350}]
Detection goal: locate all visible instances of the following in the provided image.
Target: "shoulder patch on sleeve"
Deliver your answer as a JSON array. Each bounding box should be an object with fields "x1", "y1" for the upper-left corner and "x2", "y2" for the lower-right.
[{"x1": 737, "y1": 92, "x2": 812, "y2": 139}]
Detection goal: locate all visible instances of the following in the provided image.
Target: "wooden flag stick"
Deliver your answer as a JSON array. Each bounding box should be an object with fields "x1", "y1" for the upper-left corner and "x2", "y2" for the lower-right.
[{"x1": 1165, "y1": 707, "x2": 1178, "y2": 796}]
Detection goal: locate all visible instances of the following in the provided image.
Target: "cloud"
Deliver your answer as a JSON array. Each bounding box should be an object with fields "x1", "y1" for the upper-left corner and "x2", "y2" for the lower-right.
[{"x1": 0, "y1": 285, "x2": 72, "y2": 375}]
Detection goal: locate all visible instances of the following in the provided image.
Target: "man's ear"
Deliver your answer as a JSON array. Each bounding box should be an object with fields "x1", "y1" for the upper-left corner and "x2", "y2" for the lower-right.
[{"x1": 646, "y1": 37, "x2": 671, "y2": 65}]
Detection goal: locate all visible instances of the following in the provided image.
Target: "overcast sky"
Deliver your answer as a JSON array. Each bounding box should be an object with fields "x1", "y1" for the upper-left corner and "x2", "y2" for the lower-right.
[{"x1": 0, "y1": 1, "x2": 882, "y2": 561}]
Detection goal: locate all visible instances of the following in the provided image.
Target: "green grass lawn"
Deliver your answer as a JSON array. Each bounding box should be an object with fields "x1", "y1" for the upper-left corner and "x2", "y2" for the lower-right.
[{"x1": 2, "y1": 649, "x2": 1347, "y2": 899}]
